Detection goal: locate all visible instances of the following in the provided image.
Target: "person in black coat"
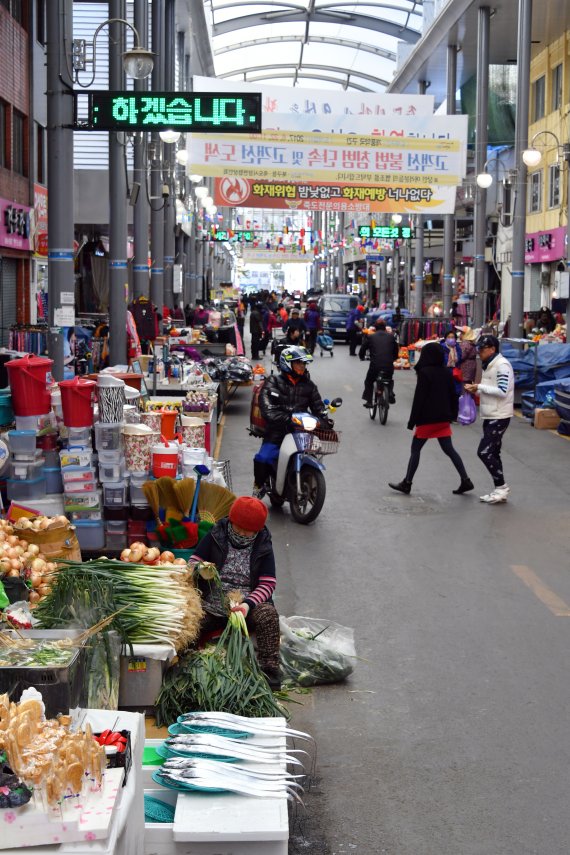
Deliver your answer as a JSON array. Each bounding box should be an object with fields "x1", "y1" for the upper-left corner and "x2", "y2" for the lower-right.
[
  {"x1": 249, "y1": 303, "x2": 264, "y2": 359},
  {"x1": 388, "y1": 342, "x2": 473, "y2": 495},
  {"x1": 359, "y1": 320, "x2": 399, "y2": 405},
  {"x1": 253, "y1": 346, "x2": 327, "y2": 494}
]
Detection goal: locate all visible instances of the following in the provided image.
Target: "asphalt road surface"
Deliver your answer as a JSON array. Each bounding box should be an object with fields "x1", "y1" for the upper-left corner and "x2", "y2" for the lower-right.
[{"x1": 220, "y1": 341, "x2": 570, "y2": 855}]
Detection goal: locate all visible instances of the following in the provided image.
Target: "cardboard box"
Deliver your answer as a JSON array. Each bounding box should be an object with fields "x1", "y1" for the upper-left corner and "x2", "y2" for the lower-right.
[{"x1": 534, "y1": 408, "x2": 561, "y2": 430}]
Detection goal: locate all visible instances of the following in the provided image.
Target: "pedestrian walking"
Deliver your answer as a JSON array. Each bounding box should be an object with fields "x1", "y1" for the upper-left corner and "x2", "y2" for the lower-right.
[
  {"x1": 458, "y1": 326, "x2": 478, "y2": 385},
  {"x1": 304, "y1": 300, "x2": 321, "y2": 355},
  {"x1": 346, "y1": 305, "x2": 364, "y2": 356},
  {"x1": 249, "y1": 302, "x2": 264, "y2": 360},
  {"x1": 464, "y1": 334, "x2": 514, "y2": 504},
  {"x1": 389, "y1": 342, "x2": 473, "y2": 495}
]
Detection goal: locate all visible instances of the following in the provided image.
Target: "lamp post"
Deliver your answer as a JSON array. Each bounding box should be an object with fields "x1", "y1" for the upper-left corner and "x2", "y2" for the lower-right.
[
  {"x1": 522, "y1": 130, "x2": 570, "y2": 274},
  {"x1": 72, "y1": 11, "x2": 154, "y2": 365}
]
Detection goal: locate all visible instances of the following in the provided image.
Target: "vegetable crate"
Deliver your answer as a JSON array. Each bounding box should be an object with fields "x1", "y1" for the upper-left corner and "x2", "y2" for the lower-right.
[
  {"x1": 118, "y1": 654, "x2": 167, "y2": 711},
  {"x1": 0, "y1": 629, "x2": 88, "y2": 718}
]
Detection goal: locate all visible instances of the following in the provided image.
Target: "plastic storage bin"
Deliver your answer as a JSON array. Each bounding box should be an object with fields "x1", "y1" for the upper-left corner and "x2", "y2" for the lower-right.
[
  {"x1": 9, "y1": 457, "x2": 45, "y2": 481},
  {"x1": 15, "y1": 413, "x2": 55, "y2": 432},
  {"x1": 64, "y1": 488, "x2": 102, "y2": 511},
  {"x1": 98, "y1": 450, "x2": 125, "y2": 482},
  {"x1": 129, "y1": 473, "x2": 149, "y2": 505},
  {"x1": 74, "y1": 519, "x2": 105, "y2": 550},
  {"x1": 69, "y1": 508, "x2": 103, "y2": 522},
  {"x1": 43, "y1": 467, "x2": 63, "y2": 494},
  {"x1": 62, "y1": 466, "x2": 97, "y2": 484},
  {"x1": 6, "y1": 476, "x2": 47, "y2": 502},
  {"x1": 60, "y1": 448, "x2": 93, "y2": 469},
  {"x1": 103, "y1": 479, "x2": 129, "y2": 507},
  {"x1": 66, "y1": 426, "x2": 92, "y2": 448},
  {"x1": 8, "y1": 430, "x2": 37, "y2": 455},
  {"x1": 105, "y1": 521, "x2": 127, "y2": 551},
  {"x1": 94, "y1": 422, "x2": 123, "y2": 452}
]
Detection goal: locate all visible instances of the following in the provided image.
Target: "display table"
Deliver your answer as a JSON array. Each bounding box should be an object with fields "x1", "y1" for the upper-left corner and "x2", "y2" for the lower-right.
[
  {"x1": 143, "y1": 718, "x2": 289, "y2": 855},
  {"x1": 16, "y1": 709, "x2": 145, "y2": 855}
]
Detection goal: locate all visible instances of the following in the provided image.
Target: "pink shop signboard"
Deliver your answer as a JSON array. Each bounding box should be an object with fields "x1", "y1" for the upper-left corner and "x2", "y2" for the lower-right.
[
  {"x1": 524, "y1": 226, "x2": 567, "y2": 264},
  {"x1": 0, "y1": 197, "x2": 32, "y2": 251}
]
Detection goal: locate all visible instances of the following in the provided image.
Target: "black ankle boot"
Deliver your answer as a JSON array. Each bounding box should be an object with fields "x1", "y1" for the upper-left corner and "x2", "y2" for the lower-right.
[
  {"x1": 389, "y1": 479, "x2": 412, "y2": 495},
  {"x1": 453, "y1": 478, "x2": 474, "y2": 495}
]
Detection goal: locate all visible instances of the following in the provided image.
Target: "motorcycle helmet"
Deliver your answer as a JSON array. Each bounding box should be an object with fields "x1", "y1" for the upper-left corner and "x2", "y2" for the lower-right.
[{"x1": 279, "y1": 345, "x2": 313, "y2": 374}]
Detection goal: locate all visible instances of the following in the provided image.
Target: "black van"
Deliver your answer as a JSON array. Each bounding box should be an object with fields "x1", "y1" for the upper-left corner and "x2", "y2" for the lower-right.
[{"x1": 318, "y1": 294, "x2": 359, "y2": 340}]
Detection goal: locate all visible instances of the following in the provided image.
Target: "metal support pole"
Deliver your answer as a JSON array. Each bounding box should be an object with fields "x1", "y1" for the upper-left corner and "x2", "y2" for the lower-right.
[
  {"x1": 393, "y1": 244, "x2": 400, "y2": 308},
  {"x1": 46, "y1": 0, "x2": 74, "y2": 381},
  {"x1": 443, "y1": 44, "x2": 457, "y2": 316},
  {"x1": 414, "y1": 81, "x2": 428, "y2": 317},
  {"x1": 108, "y1": 1, "x2": 128, "y2": 366},
  {"x1": 511, "y1": 0, "x2": 533, "y2": 338},
  {"x1": 473, "y1": 7, "x2": 490, "y2": 328},
  {"x1": 163, "y1": 0, "x2": 176, "y2": 314},
  {"x1": 132, "y1": 0, "x2": 149, "y2": 300},
  {"x1": 564, "y1": 145, "x2": 570, "y2": 274},
  {"x1": 150, "y1": 0, "x2": 164, "y2": 316},
  {"x1": 414, "y1": 221, "x2": 424, "y2": 316}
]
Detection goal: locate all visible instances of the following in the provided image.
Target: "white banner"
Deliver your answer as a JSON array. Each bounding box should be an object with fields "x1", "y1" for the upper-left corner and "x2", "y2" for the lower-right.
[
  {"x1": 242, "y1": 248, "x2": 312, "y2": 265},
  {"x1": 193, "y1": 76, "x2": 434, "y2": 119},
  {"x1": 189, "y1": 115, "x2": 468, "y2": 186}
]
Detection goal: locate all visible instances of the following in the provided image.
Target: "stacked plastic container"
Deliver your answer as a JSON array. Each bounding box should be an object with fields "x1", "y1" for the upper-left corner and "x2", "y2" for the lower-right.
[
  {"x1": 61, "y1": 439, "x2": 104, "y2": 549},
  {"x1": 6, "y1": 430, "x2": 46, "y2": 503},
  {"x1": 94, "y1": 421, "x2": 128, "y2": 551}
]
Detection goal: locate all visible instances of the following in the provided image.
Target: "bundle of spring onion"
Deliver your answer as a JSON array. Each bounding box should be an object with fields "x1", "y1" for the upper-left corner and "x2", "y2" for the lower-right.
[
  {"x1": 33, "y1": 560, "x2": 203, "y2": 650},
  {"x1": 155, "y1": 607, "x2": 286, "y2": 726}
]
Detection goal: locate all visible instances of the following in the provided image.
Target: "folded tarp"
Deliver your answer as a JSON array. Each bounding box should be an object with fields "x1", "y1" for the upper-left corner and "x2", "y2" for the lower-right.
[{"x1": 501, "y1": 343, "x2": 570, "y2": 388}]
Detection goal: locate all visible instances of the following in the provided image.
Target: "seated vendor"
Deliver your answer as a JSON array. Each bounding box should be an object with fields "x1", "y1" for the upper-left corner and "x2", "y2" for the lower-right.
[{"x1": 191, "y1": 496, "x2": 281, "y2": 689}]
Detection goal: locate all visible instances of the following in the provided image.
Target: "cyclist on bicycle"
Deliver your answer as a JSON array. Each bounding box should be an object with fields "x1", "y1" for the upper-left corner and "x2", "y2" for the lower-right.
[{"x1": 360, "y1": 319, "x2": 399, "y2": 407}]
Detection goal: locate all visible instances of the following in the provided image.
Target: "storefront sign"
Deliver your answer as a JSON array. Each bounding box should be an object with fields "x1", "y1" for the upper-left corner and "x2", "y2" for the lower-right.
[
  {"x1": 33, "y1": 184, "x2": 48, "y2": 257},
  {"x1": 524, "y1": 226, "x2": 567, "y2": 263},
  {"x1": 358, "y1": 225, "x2": 414, "y2": 240},
  {"x1": 0, "y1": 197, "x2": 32, "y2": 251},
  {"x1": 191, "y1": 116, "x2": 468, "y2": 187},
  {"x1": 214, "y1": 176, "x2": 458, "y2": 215}
]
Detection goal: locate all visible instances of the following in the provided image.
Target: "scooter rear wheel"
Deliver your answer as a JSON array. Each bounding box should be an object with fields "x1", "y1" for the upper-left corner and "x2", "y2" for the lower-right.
[{"x1": 289, "y1": 466, "x2": 326, "y2": 524}]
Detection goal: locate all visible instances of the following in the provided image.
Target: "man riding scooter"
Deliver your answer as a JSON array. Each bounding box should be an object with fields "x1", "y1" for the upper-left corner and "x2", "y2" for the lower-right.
[
  {"x1": 253, "y1": 346, "x2": 331, "y2": 498},
  {"x1": 360, "y1": 319, "x2": 399, "y2": 407}
]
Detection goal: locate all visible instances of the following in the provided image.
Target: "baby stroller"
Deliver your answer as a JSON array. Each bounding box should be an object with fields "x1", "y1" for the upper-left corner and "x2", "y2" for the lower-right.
[{"x1": 316, "y1": 333, "x2": 334, "y2": 357}]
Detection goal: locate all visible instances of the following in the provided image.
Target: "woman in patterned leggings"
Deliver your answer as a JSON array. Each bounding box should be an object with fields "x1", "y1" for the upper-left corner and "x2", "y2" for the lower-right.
[{"x1": 191, "y1": 496, "x2": 281, "y2": 689}]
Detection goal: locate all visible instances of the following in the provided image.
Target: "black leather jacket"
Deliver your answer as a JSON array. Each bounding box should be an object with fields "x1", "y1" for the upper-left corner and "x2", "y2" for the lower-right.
[
  {"x1": 359, "y1": 330, "x2": 399, "y2": 370},
  {"x1": 259, "y1": 371, "x2": 326, "y2": 444}
]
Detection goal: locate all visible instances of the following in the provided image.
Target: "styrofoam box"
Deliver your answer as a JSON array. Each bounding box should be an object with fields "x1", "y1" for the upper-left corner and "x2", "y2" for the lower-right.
[{"x1": 144, "y1": 789, "x2": 288, "y2": 855}]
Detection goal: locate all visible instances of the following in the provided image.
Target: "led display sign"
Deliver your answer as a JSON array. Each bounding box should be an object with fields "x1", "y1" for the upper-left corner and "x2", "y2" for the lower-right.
[
  {"x1": 358, "y1": 225, "x2": 414, "y2": 240},
  {"x1": 81, "y1": 92, "x2": 262, "y2": 133},
  {"x1": 213, "y1": 230, "x2": 255, "y2": 242}
]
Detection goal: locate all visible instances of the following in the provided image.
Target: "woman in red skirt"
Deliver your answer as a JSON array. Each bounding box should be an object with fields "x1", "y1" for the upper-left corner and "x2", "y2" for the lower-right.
[{"x1": 389, "y1": 341, "x2": 473, "y2": 495}]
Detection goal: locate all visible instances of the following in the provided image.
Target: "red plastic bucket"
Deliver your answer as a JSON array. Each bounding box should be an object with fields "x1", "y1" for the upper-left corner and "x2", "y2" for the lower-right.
[
  {"x1": 152, "y1": 441, "x2": 179, "y2": 478},
  {"x1": 6, "y1": 355, "x2": 53, "y2": 417},
  {"x1": 59, "y1": 377, "x2": 96, "y2": 427}
]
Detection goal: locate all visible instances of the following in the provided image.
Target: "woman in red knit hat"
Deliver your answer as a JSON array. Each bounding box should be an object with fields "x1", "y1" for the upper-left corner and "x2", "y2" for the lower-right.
[{"x1": 191, "y1": 496, "x2": 281, "y2": 689}]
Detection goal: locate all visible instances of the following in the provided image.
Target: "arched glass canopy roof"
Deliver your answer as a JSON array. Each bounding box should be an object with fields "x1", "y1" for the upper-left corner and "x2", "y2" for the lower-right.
[{"x1": 204, "y1": 0, "x2": 424, "y2": 91}]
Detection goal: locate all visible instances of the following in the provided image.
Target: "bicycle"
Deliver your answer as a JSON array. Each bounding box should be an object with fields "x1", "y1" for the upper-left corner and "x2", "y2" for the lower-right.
[{"x1": 369, "y1": 371, "x2": 392, "y2": 425}]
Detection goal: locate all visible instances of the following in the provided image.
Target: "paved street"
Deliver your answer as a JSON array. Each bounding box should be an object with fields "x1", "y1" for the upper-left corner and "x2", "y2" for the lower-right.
[{"x1": 221, "y1": 344, "x2": 570, "y2": 855}]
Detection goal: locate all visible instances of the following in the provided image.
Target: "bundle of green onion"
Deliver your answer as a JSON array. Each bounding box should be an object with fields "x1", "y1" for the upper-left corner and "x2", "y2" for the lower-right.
[
  {"x1": 155, "y1": 608, "x2": 287, "y2": 726},
  {"x1": 34, "y1": 560, "x2": 203, "y2": 650}
]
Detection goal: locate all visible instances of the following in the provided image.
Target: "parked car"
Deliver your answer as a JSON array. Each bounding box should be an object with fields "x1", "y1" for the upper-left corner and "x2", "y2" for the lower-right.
[
  {"x1": 364, "y1": 308, "x2": 412, "y2": 329},
  {"x1": 318, "y1": 294, "x2": 360, "y2": 340}
]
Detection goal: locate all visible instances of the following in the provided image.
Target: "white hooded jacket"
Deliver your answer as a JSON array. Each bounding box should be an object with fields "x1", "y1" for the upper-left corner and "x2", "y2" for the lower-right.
[{"x1": 478, "y1": 352, "x2": 514, "y2": 419}]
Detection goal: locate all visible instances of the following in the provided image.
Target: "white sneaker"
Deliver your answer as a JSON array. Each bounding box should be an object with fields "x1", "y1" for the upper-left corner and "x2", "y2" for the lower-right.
[{"x1": 480, "y1": 485, "x2": 510, "y2": 503}]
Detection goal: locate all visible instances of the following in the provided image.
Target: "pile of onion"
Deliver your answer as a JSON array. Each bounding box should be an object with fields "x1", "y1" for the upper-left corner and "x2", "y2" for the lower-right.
[
  {"x1": 0, "y1": 519, "x2": 56, "y2": 605},
  {"x1": 120, "y1": 543, "x2": 187, "y2": 566}
]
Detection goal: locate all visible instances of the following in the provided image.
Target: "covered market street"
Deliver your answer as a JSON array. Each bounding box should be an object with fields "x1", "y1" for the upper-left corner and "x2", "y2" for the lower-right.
[{"x1": 221, "y1": 347, "x2": 570, "y2": 855}]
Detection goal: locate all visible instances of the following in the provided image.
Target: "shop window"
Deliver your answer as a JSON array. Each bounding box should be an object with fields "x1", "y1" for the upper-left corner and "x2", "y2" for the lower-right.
[
  {"x1": 0, "y1": 101, "x2": 5, "y2": 169},
  {"x1": 529, "y1": 171, "x2": 542, "y2": 213},
  {"x1": 36, "y1": 123, "x2": 46, "y2": 184},
  {"x1": 551, "y1": 64, "x2": 563, "y2": 111},
  {"x1": 533, "y1": 76, "x2": 545, "y2": 121},
  {"x1": 35, "y1": 0, "x2": 45, "y2": 44},
  {"x1": 548, "y1": 164, "x2": 560, "y2": 208},
  {"x1": 12, "y1": 110, "x2": 27, "y2": 177}
]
